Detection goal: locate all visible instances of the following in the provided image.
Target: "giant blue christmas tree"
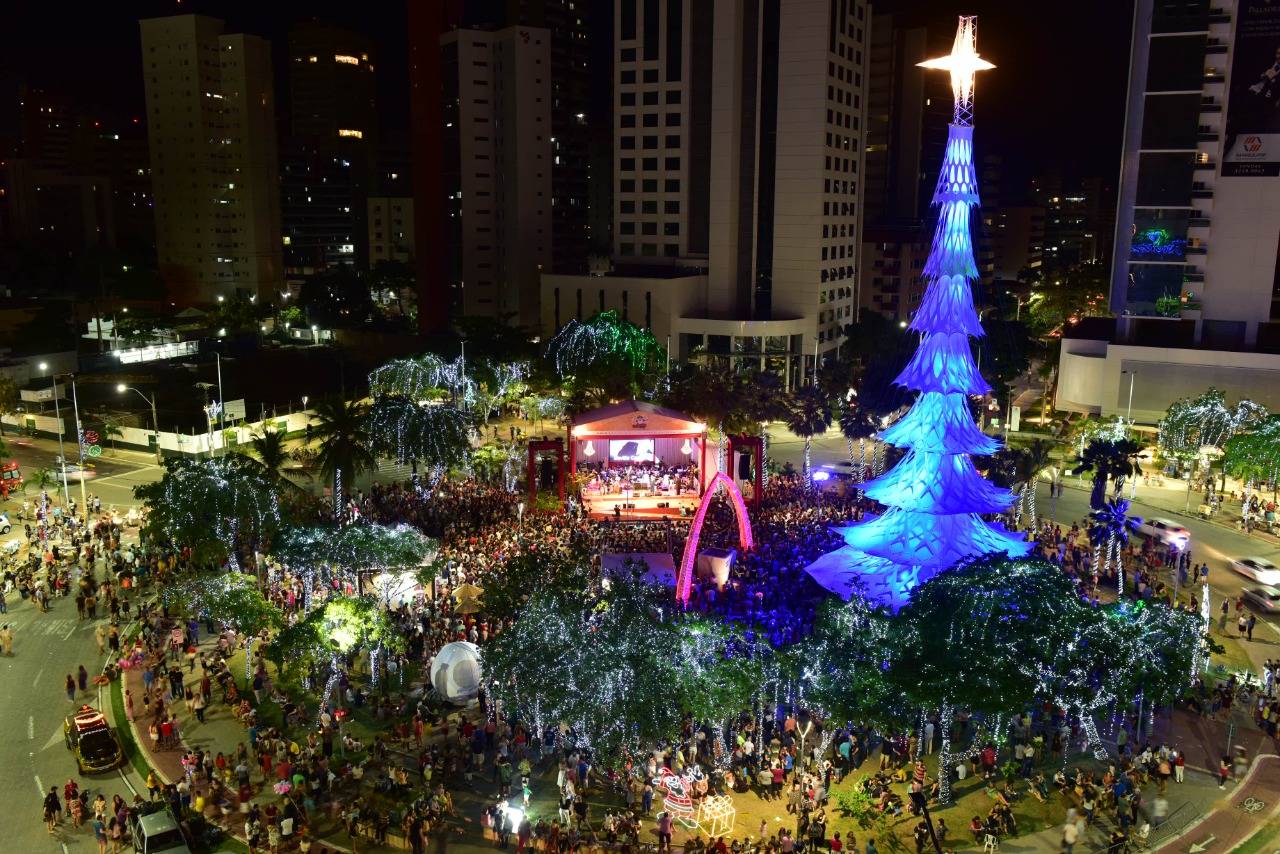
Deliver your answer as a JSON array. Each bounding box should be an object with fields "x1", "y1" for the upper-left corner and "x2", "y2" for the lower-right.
[{"x1": 839, "y1": 17, "x2": 1031, "y2": 607}]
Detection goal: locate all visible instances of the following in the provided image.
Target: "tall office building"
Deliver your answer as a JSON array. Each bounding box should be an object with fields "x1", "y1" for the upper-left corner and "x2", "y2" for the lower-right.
[
  {"x1": 1056, "y1": 0, "x2": 1280, "y2": 423},
  {"x1": 282, "y1": 22, "x2": 377, "y2": 273},
  {"x1": 440, "y1": 27, "x2": 553, "y2": 329},
  {"x1": 859, "y1": 14, "x2": 950, "y2": 322},
  {"x1": 139, "y1": 15, "x2": 283, "y2": 306},
  {"x1": 543, "y1": 0, "x2": 869, "y2": 387}
]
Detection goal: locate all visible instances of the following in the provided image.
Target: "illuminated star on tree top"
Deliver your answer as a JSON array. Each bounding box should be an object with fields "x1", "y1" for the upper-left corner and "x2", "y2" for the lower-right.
[{"x1": 917, "y1": 15, "x2": 995, "y2": 126}]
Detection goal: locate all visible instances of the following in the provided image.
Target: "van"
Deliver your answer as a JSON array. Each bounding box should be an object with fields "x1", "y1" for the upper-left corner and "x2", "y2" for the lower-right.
[{"x1": 130, "y1": 809, "x2": 192, "y2": 854}]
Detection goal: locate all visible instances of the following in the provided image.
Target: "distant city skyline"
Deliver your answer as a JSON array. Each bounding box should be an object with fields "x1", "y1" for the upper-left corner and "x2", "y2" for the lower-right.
[{"x1": 0, "y1": 0, "x2": 1130, "y2": 185}]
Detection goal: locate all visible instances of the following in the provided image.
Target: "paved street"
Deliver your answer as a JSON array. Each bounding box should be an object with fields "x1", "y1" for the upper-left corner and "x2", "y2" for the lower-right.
[{"x1": 0, "y1": 578, "x2": 144, "y2": 852}]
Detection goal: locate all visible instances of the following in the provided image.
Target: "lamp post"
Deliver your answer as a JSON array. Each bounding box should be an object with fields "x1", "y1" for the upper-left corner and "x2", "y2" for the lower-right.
[
  {"x1": 1122, "y1": 370, "x2": 1137, "y2": 424},
  {"x1": 118, "y1": 385, "x2": 161, "y2": 463},
  {"x1": 68, "y1": 376, "x2": 89, "y2": 523},
  {"x1": 50, "y1": 373, "x2": 72, "y2": 511}
]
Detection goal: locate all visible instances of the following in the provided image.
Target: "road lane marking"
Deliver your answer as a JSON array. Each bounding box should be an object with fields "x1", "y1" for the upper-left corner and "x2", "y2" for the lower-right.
[
  {"x1": 63, "y1": 622, "x2": 75, "y2": 641},
  {"x1": 27, "y1": 715, "x2": 32, "y2": 739},
  {"x1": 33, "y1": 668, "x2": 43, "y2": 687},
  {"x1": 34, "y1": 773, "x2": 42, "y2": 796}
]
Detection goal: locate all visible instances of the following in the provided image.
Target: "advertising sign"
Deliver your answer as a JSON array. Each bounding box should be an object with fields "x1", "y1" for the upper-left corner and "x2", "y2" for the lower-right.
[{"x1": 1224, "y1": 3, "x2": 1280, "y2": 177}]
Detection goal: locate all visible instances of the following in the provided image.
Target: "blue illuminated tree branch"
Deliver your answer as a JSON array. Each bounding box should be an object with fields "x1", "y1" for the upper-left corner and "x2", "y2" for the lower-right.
[{"x1": 836, "y1": 19, "x2": 1029, "y2": 606}]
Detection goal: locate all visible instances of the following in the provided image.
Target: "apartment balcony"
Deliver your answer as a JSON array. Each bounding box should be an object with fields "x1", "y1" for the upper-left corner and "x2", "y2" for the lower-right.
[
  {"x1": 1184, "y1": 271, "x2": 1205, "y2": 283},
  {"x1": 1203, "y1": 69, "x2": 1226, "y2": 83},
  {"x1": 1191, "y1": 182, "x2": 1213, "y2": 198},
  {"x1": 1205, "y1": 38, "x2": 1227, "y2": 55},
  {"x1": 1189, "y1": 216, "x2": 1212, "y2": 228},
  {"x1": 1199, "y1": 97, "x2": 1222, "y2": 113},
  {"x1": 1193, "y1": 159, "x2": 1217, "y2": 171},
  {"x1": 1197, "y1": 126, "x2": 1220, "y2": 142},
  {"x1": 1208, "y1": 8, "x2": 1231, "y2": 23}
]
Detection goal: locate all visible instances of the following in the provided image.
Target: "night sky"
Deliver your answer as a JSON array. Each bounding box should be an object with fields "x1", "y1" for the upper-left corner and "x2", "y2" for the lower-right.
[{"x1": 2, "y1": 0, "x2": 1132, "y2": 188}]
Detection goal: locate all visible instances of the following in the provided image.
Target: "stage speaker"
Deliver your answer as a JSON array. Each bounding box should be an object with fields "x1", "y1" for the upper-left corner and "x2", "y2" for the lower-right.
[{"x1": 738, "y1": 455, "x2": 752, "y2": 479}]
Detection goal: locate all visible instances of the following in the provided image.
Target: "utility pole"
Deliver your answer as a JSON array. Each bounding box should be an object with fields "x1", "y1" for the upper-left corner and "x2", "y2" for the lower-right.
[
  {"x1": 69, "y1": 377, "x2": 89, "y2": 523},
  {"x1": 50, "y1": 374, "x2": 71, "y2": 510}
]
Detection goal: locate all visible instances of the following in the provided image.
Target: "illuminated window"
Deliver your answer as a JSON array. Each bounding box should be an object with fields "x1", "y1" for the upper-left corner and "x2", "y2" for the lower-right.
[
  {"x1": 308, "y1": 56, "x2": 318, "y2": 63},
  {"x1": 334, "y1": 55, "x2": 359, "y2": 65},
  {"x1": 338, "y1": 129, "x2": 363, "y2": 139}
]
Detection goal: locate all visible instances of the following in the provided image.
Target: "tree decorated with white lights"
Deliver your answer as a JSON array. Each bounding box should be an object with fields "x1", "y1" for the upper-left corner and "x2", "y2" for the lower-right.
[
  {"x1": 484, "y1": 563, "x2": 760, "y2": 764},
  {"x1": 365, "y1": 395, "x2": 472, "y2": 487},
  {"x1": 890, "y1": 554, "x2": 1073, "y2": 801},
  {"x1": 794, "y1": 593, "x2": 900, "y2": 728},
  {"x1": 837, "y1": 18, "x2": 1030, "y2": 606},
  {"x1": 135, "y1": 456, "x2": 282, "y2": 568},
  {"x1": 273, "y1": 522, "x2": 437, "y2": 609},
  {"x1": 1223, "y1": 414, "x2": 1280, "y2": 509}
]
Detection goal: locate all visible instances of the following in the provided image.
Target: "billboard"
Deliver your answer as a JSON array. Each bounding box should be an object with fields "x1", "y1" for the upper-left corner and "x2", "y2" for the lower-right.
[{"x1": 1224, "y1": 2, "x2": 1280, "y2": 177}]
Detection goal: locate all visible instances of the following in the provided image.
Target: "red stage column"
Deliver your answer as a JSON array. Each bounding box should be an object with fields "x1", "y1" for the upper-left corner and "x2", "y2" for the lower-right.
[
  {"x1": 557, "y1": 440, "x2": 565, "y2": 501},
  {"x1": 699, "y1": 435, "x2": 707, "y2": 495},
  {"x1": 569, "y1": 435, "x2": 576, "y2": 475},
  {"x1": 527, "y1": 445, "x2": 536, "y2": 499}
]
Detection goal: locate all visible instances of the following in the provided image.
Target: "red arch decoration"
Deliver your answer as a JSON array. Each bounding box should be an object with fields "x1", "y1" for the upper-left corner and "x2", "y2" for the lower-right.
[{"x1": 676, "y1": 471, "x2": 754, "y2": 603}]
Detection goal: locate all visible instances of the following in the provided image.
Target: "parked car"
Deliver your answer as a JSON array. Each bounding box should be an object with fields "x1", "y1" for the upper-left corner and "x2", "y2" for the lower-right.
[
  {"x1": 130, "y1": 809, "x2": 193, "y2": 854},
  {"x1": 63, "y1": 706, "x2": 123, "y2": 775},
  {"x1": 1137, "y1": 517, "x2": 1191, "y2": 549},
  {"x1": 1242, "y1": 586, "x2": 1280, "y2": 615},
  {"x1": 1229, "y1": 557, "x2": 1280, "y2": 586}
]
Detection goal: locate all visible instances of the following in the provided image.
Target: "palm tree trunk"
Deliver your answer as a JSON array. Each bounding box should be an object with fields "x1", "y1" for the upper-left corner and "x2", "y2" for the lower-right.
[
  {"x1": 334, "y1": 468, "x2": 344, "y2": 518},
  {"x1": 1109, "y1": 533, "x2": 1121, "y2": 596},
  {"x1": 938, "y1": 701, "x2": 954, "y2": 803},
  {"x1": 1029, "y1": 481, "x2": 1039, "y2": 525},
  {"x1": 872, "y1": 439, "x2": 883, "y2": 476},
  {"x1": 804, "y1": 436, "x2": 812, "y2": 486},
  {"x1": 1013, "y1": 484, "x2": 1025, "y2": 528}
]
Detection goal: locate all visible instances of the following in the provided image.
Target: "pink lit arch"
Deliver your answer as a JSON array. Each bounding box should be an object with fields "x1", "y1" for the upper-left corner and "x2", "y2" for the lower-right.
[{"x1": 676, "y1": 472, "x2": 754, "y2": 604}]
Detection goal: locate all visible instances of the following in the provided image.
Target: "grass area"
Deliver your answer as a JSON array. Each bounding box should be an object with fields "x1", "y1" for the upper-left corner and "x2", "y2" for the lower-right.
[{"x1": 109, "y1": 676, "x2": 154, "y2": 782}]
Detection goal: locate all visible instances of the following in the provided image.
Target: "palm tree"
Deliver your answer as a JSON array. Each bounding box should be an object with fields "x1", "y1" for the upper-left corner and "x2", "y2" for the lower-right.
[
  {"x1": 1072, "y1": 438, "x2": 1141, "y2": 509},
  {"x1": 785, "y1": 385, "x2": 833, "y2": 486},
  {"x1": 309, "y1": 397, "x2": 375, "y2": 515},
  {"x1": 236, "y1": 429, "x2": 306, "y2": 499},
  {"x1": 102, "y1": 422, "x2": 123, "y2": 456},
  {"x1": 740, "y1": 370, "x2": 788, "y2": 464},
  {"x1": 837, "y1": 397, "x2": 877, "y2": 492},
  {"x1": 1088, "y1": 497, "x2": 1141, "y2": 597}
]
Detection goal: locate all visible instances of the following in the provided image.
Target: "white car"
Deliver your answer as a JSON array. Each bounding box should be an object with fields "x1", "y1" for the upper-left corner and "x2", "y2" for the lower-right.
[
  {"x1": 1137, "y1": 517, "x2": 1191, "y2": 549},
  {"x1": 1230, "y1": 557, "x2": 1280, "y2": 586}
]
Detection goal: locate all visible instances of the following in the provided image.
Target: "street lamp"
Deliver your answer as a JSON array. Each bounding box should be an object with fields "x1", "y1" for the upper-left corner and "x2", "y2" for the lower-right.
[
  {"x1": 68, "y1": 376, "x2": 89, "y2": 523},
  {"x1": 49, "y1": 373, "x2": 72, "y2": 511},
  {"x1": 118, "y1": 384, "x2": 162, "y2": 463},
  {"x1": 1122, "y1": 370, "x2": 1137, "y2": 424}
]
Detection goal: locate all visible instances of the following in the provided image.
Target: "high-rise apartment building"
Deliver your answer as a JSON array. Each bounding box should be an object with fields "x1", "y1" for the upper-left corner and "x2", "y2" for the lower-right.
[
  {"x1": 282, "y1": 22, "x2": 377, "y2": 273},
  {"x1": 440, "y1": 27, "x2": 553, "y2": 329},
  {"x1": 139, "y1": 15, "x2": 283, "y2": 306},
  {"x1": 1056, "y1": 0, "x2": 1280, "y2": 424},
  {"x1": 543, "y1": 0, "x2": 869, "y2": 387}
]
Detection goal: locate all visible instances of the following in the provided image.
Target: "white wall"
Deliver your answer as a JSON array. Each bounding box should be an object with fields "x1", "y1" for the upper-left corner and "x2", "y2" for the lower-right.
[{"x1": 1056, "y1": 339, "x2": 1280, "y2": 424}]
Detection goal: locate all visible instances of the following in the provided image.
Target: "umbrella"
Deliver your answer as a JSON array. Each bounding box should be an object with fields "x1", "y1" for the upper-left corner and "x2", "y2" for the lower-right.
[
  {"x1": 455, "y1": 597, "x2": 484, "y2": 614},
  {"x1": 453, "y1": 583, "x2": 484, "y2": 600}
]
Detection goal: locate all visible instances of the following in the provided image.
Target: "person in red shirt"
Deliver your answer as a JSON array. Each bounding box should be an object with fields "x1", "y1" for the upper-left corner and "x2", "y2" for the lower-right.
[{"x1": 831, "y1": 831, "x2": 845, "y2": 853}]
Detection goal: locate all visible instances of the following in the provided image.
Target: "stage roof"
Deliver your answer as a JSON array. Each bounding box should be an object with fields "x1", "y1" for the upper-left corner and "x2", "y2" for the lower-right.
[{"x1": 570, "y1": 400, "x2": 704, "y2": 437}]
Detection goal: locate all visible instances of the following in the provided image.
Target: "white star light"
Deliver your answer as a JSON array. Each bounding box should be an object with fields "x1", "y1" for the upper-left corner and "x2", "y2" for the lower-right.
[{"x1": 918, "y1": 16, "x2": 994, "y2": 126}]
